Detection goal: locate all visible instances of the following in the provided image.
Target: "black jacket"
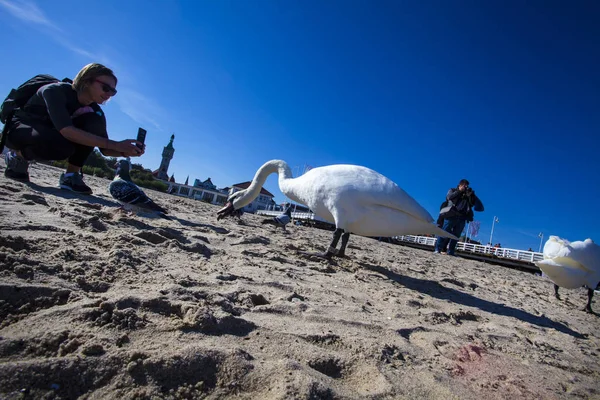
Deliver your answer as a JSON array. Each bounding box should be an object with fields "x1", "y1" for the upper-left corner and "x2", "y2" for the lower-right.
[{"x1": 440, "y1": 188, "x2": 483, "y2": 222}]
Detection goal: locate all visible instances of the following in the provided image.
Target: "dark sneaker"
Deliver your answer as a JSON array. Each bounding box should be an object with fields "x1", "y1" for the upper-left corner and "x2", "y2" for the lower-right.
[
  {"x1": 59, "y1": 172, "x2": 93, "y2": 194},
  {"x1": 4, "y1": 151, "x2": 30, "y2": 182}
]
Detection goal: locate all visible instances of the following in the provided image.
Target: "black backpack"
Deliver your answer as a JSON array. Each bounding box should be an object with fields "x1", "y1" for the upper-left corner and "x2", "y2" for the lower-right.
[{"x1": 0, "y1": 74, "x2": 72, "y2": 153}]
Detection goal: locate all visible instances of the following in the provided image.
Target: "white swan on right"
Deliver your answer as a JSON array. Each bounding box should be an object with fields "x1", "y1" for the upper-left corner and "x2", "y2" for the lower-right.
[
  {"x1": 217, "y1": 160, "x2": 457, "y2": 258},
  {"x1": 535, "y1": 235, "x2": 600, "y2": 313}
]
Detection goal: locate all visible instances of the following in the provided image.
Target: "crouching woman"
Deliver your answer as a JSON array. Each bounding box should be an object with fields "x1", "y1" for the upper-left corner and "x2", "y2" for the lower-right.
[{"x1": 3, "y1": 63, "x2": 143, "y2": 194}]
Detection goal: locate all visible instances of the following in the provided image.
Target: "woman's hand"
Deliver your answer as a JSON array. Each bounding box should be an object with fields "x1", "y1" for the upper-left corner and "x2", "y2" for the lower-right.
[{"x1": 113, "y1": 140, "x2": 145, "y2": 157}]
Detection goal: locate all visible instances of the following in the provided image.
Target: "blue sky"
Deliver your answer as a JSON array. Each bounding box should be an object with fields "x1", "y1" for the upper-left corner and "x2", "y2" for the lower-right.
[{"x1": 1, "y1": 0, "x2": 599, "y2": 251}]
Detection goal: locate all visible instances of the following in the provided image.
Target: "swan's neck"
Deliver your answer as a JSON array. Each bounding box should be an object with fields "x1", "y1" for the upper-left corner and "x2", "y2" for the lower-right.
[{"x1": 237, "y1": 160, "x2": 293, "y2": 206}]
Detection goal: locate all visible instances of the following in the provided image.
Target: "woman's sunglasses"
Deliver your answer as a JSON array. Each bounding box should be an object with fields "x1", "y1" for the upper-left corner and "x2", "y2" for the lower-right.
[{"x1": 95, "y1": 79, "x2": 117, "y2": 96}]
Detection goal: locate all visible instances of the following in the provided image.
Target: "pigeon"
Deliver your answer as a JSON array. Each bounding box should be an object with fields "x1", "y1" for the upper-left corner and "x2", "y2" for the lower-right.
[
  {"x1": 261, "y1": 206, "x2": 292, "y2": 231},
  {"x1": 535, "y1": 235, "x2": 600, "y2": 313},
  {"x1": 109, "y1": 158, "x2": 169, "y2": 219}
]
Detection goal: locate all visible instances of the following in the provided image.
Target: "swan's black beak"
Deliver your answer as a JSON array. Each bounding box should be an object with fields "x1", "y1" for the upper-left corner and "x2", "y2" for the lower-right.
[{"x1": 217, "y1": 201, "x2": 235, "y2": 220}]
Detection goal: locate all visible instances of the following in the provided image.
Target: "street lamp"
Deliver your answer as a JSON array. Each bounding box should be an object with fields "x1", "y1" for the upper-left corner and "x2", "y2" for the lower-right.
[
  {"x1": 489, "y1": 216, "x2": 499, "y2": 246},
  {"x1": 538, "y1": 232, "x2": 544, "y2": 253}
]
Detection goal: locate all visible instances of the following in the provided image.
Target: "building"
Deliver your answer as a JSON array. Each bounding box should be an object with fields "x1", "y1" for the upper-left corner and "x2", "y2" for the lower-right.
[
  {"x1": 153, "y1": 134, "x2": 175, "y2": 181},
  {"x1": 167, "y1": 176, "x2": 229, "y2": 206},
  {"x1": 167, "y1": 181, "x2": 229, "y2": 206},
  {"x1": 166, "y1": 179, "x2": 276, "y2": 211},
  {"x1": 223, "y1": 182, "x2": 276, "y2": 213},
  {"x1": 194, "y1": 177, "x2": 216, "y2": 190}
]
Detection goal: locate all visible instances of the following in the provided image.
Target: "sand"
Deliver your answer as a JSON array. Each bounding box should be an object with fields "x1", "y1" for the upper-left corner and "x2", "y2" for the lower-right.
[{"x1": 0, "y1": 161, "x2": 599, "y2": 400}]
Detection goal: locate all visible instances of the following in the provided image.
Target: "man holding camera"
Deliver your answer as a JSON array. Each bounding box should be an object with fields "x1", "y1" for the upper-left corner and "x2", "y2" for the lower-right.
[{"x1": 434, "y1": 179, "x2": 484, "y2": 256}]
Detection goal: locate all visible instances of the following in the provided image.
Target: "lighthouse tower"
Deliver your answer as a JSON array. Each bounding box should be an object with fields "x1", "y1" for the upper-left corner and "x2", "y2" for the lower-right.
[{"x1": 156, "y1": 134, "x2": 175, "y2": 181}]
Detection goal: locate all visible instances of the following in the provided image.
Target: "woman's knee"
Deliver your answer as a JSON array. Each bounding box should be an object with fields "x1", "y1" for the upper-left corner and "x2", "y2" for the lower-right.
[
  {"x1": 23, "y1": 141, "x2": 75, "y2": 161},
  {"x1": 73, "y1": 112, "x2": 106, "y2": 137},
  {"x1": 9, "y1": 121, "x2": 74, "y2": 161}
]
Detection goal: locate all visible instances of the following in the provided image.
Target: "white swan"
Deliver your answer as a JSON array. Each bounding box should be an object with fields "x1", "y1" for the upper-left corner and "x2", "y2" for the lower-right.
[
  {"x1": 217, "y1": 160, "x2": 457, "y2": 258},
  {"x1": 535, "y1": 235, "x2": 600, "y2": 313}
]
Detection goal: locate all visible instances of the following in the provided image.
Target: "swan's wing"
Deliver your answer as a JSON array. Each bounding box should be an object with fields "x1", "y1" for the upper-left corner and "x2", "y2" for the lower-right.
[
  {"x1": 331, "y1": 166, "x2": 434, "y2": 222},
  {"x1": 547, "y1": 256, "x2": 587, "y2": 271},
  {"x1": 541, "y1": 236, "x2": 595, "y2": 273},
  {"x1": 567, "y1": 239, "x2": 600, "y2": 273},
  {"x1": 543, "y1": 236, "x2": 570, "y2": 258},
  {"x1": 295, "y1": 165, "x2": 434, "y2": 223},
  {"x1": 536, "y1": 259, "x2": 589, "y2": 289},
  {"x1": 369, "y1": 183, "x2": 434, "y2": 223}
]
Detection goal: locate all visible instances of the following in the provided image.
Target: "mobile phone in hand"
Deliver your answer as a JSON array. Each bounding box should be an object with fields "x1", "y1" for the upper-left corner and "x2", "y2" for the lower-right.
[{"x1": 136, "y1": 128, "x2": 147, "y2": 149}]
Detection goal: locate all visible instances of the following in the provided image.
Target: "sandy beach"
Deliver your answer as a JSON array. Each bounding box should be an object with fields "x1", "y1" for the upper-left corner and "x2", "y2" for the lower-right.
[{"x1": 1, "y1": 161, "x2": 599, "y2": 399}]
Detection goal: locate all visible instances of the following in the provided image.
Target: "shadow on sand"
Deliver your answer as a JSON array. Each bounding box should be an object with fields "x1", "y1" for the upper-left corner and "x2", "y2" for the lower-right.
[
  {"x1": 26, "y1": 182, "x2": 120, "y2": 208},
  {"x1": 172, "y1": 216, "x2": 229, "y2": 234},
  {"x1": 361, "y1": 263, "x2": 586, "y2": 339},
  {"x1": 26, "y1": 182, "x2": 229, "y2": 234}
]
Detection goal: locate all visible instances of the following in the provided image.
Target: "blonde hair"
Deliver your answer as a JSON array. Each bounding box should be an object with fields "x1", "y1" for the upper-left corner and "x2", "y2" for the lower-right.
[{"x1": 72, "y1": 63, "x2": 117, "y2": 93}]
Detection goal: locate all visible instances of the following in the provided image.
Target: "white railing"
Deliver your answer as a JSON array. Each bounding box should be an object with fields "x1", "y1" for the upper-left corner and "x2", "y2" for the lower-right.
[
  {"x1": 394, "y1": 235, "x2": 544, "y2": 263},
  {"x1": 256, "y1": 210, "x2": 330, "y2": 222},
  {"x1": 256, "y1": 212, "x2": 544, "y2": 264}
]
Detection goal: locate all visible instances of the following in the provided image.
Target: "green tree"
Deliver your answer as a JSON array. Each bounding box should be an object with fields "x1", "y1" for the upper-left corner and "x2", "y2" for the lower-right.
[{"x1": 50, "y1": 150, "x2": 165, "y2": 189}]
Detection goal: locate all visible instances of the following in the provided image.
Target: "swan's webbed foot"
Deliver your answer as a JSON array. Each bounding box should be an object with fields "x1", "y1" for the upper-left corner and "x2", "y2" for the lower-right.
[
  {"x1": 335, "y1": 248, "x2": 350, "y2": 258},
  {"x1": 300, "y1": 247, "x2": 336, "y2": 259}
]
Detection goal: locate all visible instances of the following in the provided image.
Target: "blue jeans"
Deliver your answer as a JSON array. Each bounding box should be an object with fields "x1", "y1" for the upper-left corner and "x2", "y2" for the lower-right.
[{"x1": 435, "y1": 218, "x2": 466, "y2": 255}]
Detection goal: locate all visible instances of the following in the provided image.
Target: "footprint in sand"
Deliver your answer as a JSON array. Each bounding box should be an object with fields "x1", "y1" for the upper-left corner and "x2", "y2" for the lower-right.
[
  {"x1": 0, "y1": 235, "x2": 30, "y2": 252},
  {"x1": 406, "y1": 299, "x2": 425, "y2": 309},
  {"x1": 0, "y1": 184, "x2": 21, "y2": 193},
  {"x1": 307, "y1": 356, "x2": 346, "y2": 378},
  {"x1": 231, "y1": 235, "x2": 271, "y2": 246},
  {"x1": 426, "y1": 311, "x2": 482, "y2": 325},
  {"x1": 397, "y1": 326, "x2": 429, "y2": 340},
  {"x1": 73, "y1": 201, "x2": 102, "y2": 210},
  {"x1": 127, "y1": 348, "x2": 253, "y2": 396},
  {"x1": 156, "y1": 227, "x2": 189, "y2": 243},
  {"x1": 0, "y1": 330, "x2": 83, "y2": 358},
  {"x1": 21, "y1": 193, "x2": 49, "y2": 206},
  {"x1": 135, "y1": 231, "x2": 169, "y2": 244},
  {"x1": 306, "y1": 355, "x2": 393, "y2": 396},
  {"x1": 0, "y1": 284, "x2": 71, "y2": 327},
  {"x1": 118, "y1": 217, "x2": 155, "y2": 230},
  {"x1": 181, "y1": 306, "x2": 257, "y2": 336},
  {"x1": 81, "y1": 299, "x2": 146, "y2": 330},
  {"x1": 240, "y1": 293, "x2": 269, "y2": 307},
  {"x1": 380, "y1": 344, "x2": 413, "y2": 364},
  {"x1": 77, "y1": 216, "x2": 107, "y2": 232},
  {"x1": 169, "y1": 241, "x2": 213, "y2": 258},
  {"x1": 241, "y1": 249, "x2": 267, "y2": 258},
  {"x1": 441, "y1": 277, "x2": 466, "y2": 288},
  {"x1": 301, "y1": 333, "x2": 342, "y2": 348},
  {"x1": 75, "y1": 276, "x2": 111, "y2": 293}
]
